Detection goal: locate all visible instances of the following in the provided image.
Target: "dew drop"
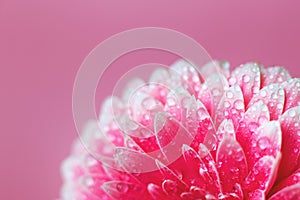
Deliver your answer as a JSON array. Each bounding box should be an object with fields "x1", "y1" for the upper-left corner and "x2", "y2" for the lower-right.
[
  {"x1": 231, "y1": 108, "x2": 237, "y2": 114},
  {"x1": 205, "y1": 194, "x2": 217, "y2": 200},
  {"x1": 258, "y1": 116, "x2": 268, "y2": 125},
  {"x1": 226, "y1": 91, "x2": 234, "y2": 99},
  {"x1": 82, "y1": 177, "x2": 94, "y2": 187},
  {"x1": 224, "y1": 111, "x2": 229, "y2": 117},
  {"x1": 278, "y1": 89, "x2": 284, "y2": 96},
  {"x1": 260, "y1": 90, "x2": 267, "y2": 97},
  {"x1": 224, "y1": 101, "x2": 231, "y2": 108},
  {"x1": 116, "y1": 182, "x2": 129, "y2": 193},
  {"x1": 242, "y1": 75, "x2": 250, "y2": 83},
  {"x1": 252, "y1": 86, "x2": 259, "y2": 94},
  {"x1": 167, "y1": 98, "x2": 176, "y2": 106},
  {"x1": 162, "y1": 180, "x2": 178, "y2": 194},
  {"x1": 212, "y1": 88, "x2": 221, "y2": 96},
  {"x1": 289, "y1": 109, "x2": 296, "y2": 117},
  {"x1": 229, "y1": 77, "x2": 237, "y2": 85},
  {"x1": 234, "y1": 100, "x2": 244, "y2": 110},
  {"x1": 192, "y1": 75, "x2": 199, "y2": 82},
  {"x1": 277, "y1": 103, "x2": 283, "y2": 110},
  {"x1": 235, "y1": 154, "x2": 243, "y2": 162},
  {"x1": 257, "y1": 137, "x2": 269, "y2": 150}
]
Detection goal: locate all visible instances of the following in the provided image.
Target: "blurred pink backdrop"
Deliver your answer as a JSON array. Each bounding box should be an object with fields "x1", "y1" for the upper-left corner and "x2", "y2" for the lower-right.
[{"x1": 1, "y1": 1, "x2": 300, "y2": 199}]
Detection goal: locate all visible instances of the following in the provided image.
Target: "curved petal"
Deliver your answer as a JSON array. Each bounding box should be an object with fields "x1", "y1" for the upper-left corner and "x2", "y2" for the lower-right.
[
  {"x1": 269, "y1": 183, "x2": 300, "y2": 200},
  {"x1": 215, "y1": 85, "x2": 245, "y2": 129},
  {"x1": 248, "y1": 84, "x2": 285, "y2": 120},
  {"x1": 262, "y1": 66, "x2": 291, "y2": 87},
  {"x1": 216, "y1": 119, "x2": 236, "y2": 144},
  {"x1": 115, "y1": 147, "x2": 156, "y2": 174},
  {"x1": 198, "y1": 73, "x2": 229, "y2": 116},
  {"x1": 278, "y1": 106, "x2": 300, "y2": 180},
  {"x1": 153, "y1": 113, "x2": 194, "y2": 162},
  {"x1": 147, "y1": 183, "x2": 171, "y2": 199},
  {"x1": 245, "y1": 121, "x2": 282, "y2": 168},
  {"x1": 229, "y1": 62, "x2": 261, "y2": 106},
  {"x1": 170, "y1": 59, "x2": 203, "y2": 96},
  {"x1": 164, "y1": 87, "x2": 191, "y2": 121},
  {"x1": 79, "y1": 174, "x2": 111, "y2": 197},
  {"x1": 115, "y1": 147, "x2": 164, "y2": 185},
  {"x1": 282, "y1": 78, "x2": 300, "y2": 112},
  {"x1": 81, "y1": 120, "x2": 116, "y2": 159},
  {"x1": 248, "y1": 189, "x2": 265, "y2": 200},
  {"x1": 216, "y1": 136, "x2": 248, "y2": 195},
  {"x1": 200, "y1": 60, "x2": 228, "y2": 80},
  {"x1": 236, "y1": 101, "x2": 270, "y2": 152},
  {"x1": 162, "y1": 179, "x2": 185, "y2": 197},
  {"x1": 244, "y1": 155, "x2": 280, "y2": 194},
  {"x1": 182, "y1": 144, "x2": 211, "y2": 190},
  {"x1": 185, "y1": 96, "x2": 216, "y2": 151},
  {"x1": 269, "y1": 168, "x2": 300, "y2": 196},
  {"x1": 102, "y1": 181, "x2": 146, "y2": 200},
  {"x1": 198, "y1": 144, "x2": 221, "y2": 194},
  {"x1": 156, "y1": 160, "x2": 188, "y2": 195}
]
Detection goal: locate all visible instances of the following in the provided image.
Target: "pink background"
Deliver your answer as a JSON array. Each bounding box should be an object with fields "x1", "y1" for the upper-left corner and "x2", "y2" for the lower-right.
[{"x1": 1, "y1": 1, "x2": 300, "y2": 199}]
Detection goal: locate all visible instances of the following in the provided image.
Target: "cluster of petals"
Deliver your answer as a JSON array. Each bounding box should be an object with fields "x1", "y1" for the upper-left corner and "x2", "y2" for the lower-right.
[{"x1": 61, "y1": 60, "x2": 300, "y2": 199}]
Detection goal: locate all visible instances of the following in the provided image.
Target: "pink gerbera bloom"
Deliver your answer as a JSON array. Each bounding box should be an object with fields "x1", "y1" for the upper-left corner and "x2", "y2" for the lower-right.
[{"x1": 61, "y1": 60, "x2": 300, "y2": 199}]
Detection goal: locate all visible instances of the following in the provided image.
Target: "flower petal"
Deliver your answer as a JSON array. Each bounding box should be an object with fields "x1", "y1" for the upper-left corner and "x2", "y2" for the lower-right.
[
  {"x1": 282, "y1": 78, "x2": 300, "y2": 111},
  {"x1": 156, "y1": 160, "x2": 188, "y2": 194},
  {"x1": 262, "y1": 66, "x2": 291, "y2": 87},
  {"x1": 182, "y1": 144, "x2": 212, "y2": 190},
  {"x1": 229, "y1": 62, "x2": 261, "y2": 105},
  {"x1": 244, "y1": 155, "x2": 280, "y2": 194},
  {"x1": 198, "y1": 73, "x2": 229, "y2": 116},
  {"x1": 269, "y1": 168, "x2": 300, "y2": 196},
  {"x1": 278, "y1": 106, "x2": 300, "y2": 180},
  {"x1": 147, "y1": 183, "x2": 170, "y2": 199},
  {"x1": 269, "y1": 183, "x2": 300, "y2": 200},
  {"x1": 248, "y1": 189, "x2": 265, "y2": 200},
  {"x1": 79, "y1": 175, "x2": 111, "y2": 197},
  {"x1": 121, "y1": 120, "x2": 160, "y2": 153},
  {"x1": 102, "y1": 181, "x2": 146, "y2": 200},
  {"x1": 154, "y1": 113, "x2": 195, "y2": 162},
  {"x1": 164, "y1": 87, "x2": 191, "y2": 121},
  {"x1": 115, "y1": 147, "x2": 156, "y2": 174},
  {"x1": 236, "y1": 101, "x2": 270, "y2": 153},
  {"x1": 245, "y1": 121, "x2": 282, "y2": 168},
  {"x1": 216, "y1": 119, "x2": 236, "y2": 144},
  {"x1": 198, "y1": 144, "x2": 221, "y2": 193},
  {"x1": 216, "y1": 136, "x2": 248, "y2": 195},
  {"x1": 81, "y1": 120, "x2": 116, "y2": 159},
  {"x1": 185, "y1": 96, "x2": 216, "y2": 151},
  {"x1": 115, "y1": 147, "x2": 165, "y2": 185},
  {"x1": 162, "y1": 179, "x2": 185, "y2": 197},
  {"x1": 248, "y1": 84, "x2": 285, "y2": 120},
  {"x1": 127, "y1": 88, "x2": 164, "y2": 127},
  {"x1": 170, "y1": 59, "x2": 203, "y2": 96},
  {"x1": 215, "y1": 85, "x2": 245, "y2": 129}
]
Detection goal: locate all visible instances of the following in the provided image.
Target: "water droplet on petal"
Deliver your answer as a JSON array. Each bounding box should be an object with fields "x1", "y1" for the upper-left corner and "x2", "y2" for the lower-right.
[
  {"x1": 116, "y1": 182, "x2": 129, "y2": 193},
  {"x1": 242, "y1": 75, "x2": 250, "y2": 83},
  {"x1": 224, "y1": 101, "x2": 231, "y2": 108},
  {"x1": 260, "y1": 90, "x2": 267, "y2": 97},
  {"x1": 257, "y1": 137, "x2": 269, "y2": 150},
  {"x1": 289, "y1": 109, "x2": 296, "y2": 117},
  {"x1": 234, "y1": 100, "x2": 244, "y2": 110},
  {"x1": 226, "y1": 91, "x2": 234, "y2": 99}
]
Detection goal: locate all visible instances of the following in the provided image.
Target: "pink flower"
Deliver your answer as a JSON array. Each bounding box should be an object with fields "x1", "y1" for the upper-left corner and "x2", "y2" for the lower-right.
[{"x1": 61, "y1": 61, "x2": 300, "y2": 199}]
